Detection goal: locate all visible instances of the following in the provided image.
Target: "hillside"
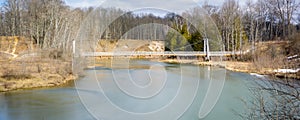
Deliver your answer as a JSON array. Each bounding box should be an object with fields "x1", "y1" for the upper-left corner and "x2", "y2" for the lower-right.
[
  {"x1": 0, "y1": 37, "x2": 76, "y2": 92},
  {"x1": 0, "y1": 36, "x2": 33, "y2": 60},
  {"x1": 97, "y1": 39, "x2": 164, "y2": 52}
]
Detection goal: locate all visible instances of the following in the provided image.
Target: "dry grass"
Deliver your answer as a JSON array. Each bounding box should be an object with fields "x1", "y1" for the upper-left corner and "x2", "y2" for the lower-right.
[
  {"x1": 0, "y1": 36, "x2": 76, "y2": 92},
  {"x1": 0, "y1": 55, "x2": 75, "y2": 92},
  {"x1": 97, "y1": 39, "x2": 164, "y2": 52},
  {"x1": 249, "y1": 41, "x2": 288, "y2": 69},
  {"x1": 0, "y1": 36, "x2": 32, "y2": 54}
]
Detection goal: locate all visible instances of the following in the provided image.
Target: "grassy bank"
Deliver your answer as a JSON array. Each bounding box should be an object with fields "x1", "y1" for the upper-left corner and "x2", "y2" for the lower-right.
[
  {"x1": 0, "y1": 36, "x2": 78, "y2": 92},
  {"x1": 160, "y1": 59, "x2": 300, "y2": 79},
  {"x1": 0, "y1": 58, "x2": 77, "y2": 92}
]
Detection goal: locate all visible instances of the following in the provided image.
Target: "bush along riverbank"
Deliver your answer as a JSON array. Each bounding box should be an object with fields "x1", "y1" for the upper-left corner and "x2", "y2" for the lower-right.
[
  {"x1": 160, "y1": 40, "x2": 300, "y2": 79},
  {"x1": 0, "y1": 51, "x2": 77, "y2": 92},
  {"x1": 159, "y1": 59, "x2": 300, "y2": 80}
]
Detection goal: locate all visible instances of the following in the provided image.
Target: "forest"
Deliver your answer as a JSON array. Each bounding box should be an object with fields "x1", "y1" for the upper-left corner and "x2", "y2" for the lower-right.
[{"x1": 0, "y1": 0, "x2": 299, "y2": 53}]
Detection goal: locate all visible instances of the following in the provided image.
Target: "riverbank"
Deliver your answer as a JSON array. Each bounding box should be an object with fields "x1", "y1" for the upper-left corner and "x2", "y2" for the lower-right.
[
  {"x1": 0, "y1": 59, "x2": 77, "y2": 92},
  {"x1": 160, "y1": 59, "x2": 300, "y2": 79}
]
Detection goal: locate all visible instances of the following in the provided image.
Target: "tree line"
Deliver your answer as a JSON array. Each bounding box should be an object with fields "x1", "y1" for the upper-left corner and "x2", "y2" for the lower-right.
[{"x1": 0, "y1": 0, "x2": 299, "y2": 53}]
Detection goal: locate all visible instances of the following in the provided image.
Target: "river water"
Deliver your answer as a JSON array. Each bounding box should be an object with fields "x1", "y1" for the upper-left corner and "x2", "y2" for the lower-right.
[{"x1": 0, "y1": 60, "x2": 256, "y2": 120}]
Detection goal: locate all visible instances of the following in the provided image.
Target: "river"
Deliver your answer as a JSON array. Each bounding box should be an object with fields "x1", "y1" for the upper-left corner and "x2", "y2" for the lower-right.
[{"x1": 0, "y1": 60, "x2": 256, "y2": 120}]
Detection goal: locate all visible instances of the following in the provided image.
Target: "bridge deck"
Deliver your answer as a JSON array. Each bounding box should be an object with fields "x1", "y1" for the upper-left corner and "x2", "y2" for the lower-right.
[{"x1": 82, "y1": 51, "x2": 243, "y2": 57}]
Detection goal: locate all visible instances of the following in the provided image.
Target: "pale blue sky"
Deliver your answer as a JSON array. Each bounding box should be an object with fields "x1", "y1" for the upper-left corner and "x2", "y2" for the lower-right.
[
  {"x1": 0, "y1": 0, "x2": 256, "y2": 16},
  {"x1": 64, "y1": 0, "x2": 253, "y2": 16},
  {"x1": 64, "y1": 0, "x2": 252, "y2": 10},
  {"x1": 0, "y1": 0, "x2": 252, "y2": 9},
  {"x1": 0, "y1": 0, "x2": 4, "y2": 5}
]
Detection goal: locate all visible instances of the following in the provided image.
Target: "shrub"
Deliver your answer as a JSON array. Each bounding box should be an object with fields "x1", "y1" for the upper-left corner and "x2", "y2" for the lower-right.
[
  {"x1": 288, "y1": 33, "x2": 300, "y2": 55},
  {"x1": 253, "y1": 44, "x2": 286, "y2": 69},
  {"x1": 1, "y1": 69, "x2": 32, "y2": 80}
]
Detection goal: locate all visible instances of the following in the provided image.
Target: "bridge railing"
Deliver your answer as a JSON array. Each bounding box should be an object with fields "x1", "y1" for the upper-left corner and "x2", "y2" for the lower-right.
[{"x1": 81, "y1": 51, "x2": 242, "y2": 57}]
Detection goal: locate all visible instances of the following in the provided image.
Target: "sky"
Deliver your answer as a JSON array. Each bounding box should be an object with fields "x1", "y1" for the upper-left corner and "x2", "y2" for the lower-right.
[
  {"x1": 0, "y1": 0, "x2": 255, "y2": 17},
  {"x1": 63, "y1": 0, "x2": 252, "y2": 16},
  {"x1": 0, "y1": 0, "x2": 4, "y2": 5},
  {"x1": 64, "y1": 0, "x2": 253, "y2": 8},
  {"x1": 0, "y1": 0, "x2": 251, "y2": 10}
]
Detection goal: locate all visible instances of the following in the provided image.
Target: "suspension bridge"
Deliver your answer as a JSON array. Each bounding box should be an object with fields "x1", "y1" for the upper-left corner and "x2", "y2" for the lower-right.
[
  {"x1": 74, "y1": 39, "x2": 245, "y2": 60},
  {"x1": 81, "y1": 51, "x2": 243, "y2": 57}
]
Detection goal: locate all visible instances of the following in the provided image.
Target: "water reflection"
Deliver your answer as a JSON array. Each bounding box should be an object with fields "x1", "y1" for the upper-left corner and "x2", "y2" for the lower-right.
[{"x1": 0, "y1": 87, "x2": 94, "y2": 120}]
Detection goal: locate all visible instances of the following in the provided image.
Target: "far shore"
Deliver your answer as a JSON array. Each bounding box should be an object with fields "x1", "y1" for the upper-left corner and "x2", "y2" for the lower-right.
[
  {"x1": 159, "y1": 59, "x2": 300, "y2": 79},
  {"x1": 87, "y1": 58, "x2": 300, "y2": 79}
]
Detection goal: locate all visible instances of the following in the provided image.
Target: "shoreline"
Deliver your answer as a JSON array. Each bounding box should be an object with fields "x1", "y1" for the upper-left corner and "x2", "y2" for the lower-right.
[
  {"x1": 0, "y1": 74, "x2": 77, "y2": 92},
  {"x1": 0, "y1": 59, "x2": 78, "y2": 92},
  {"x1": 159, "y1": 59, "x2": 300, "y2": 79},
  {"x1": 1, "y1": 58, "x2": 298, "y2": 92},
  {"x1": 0, "y1": 74, "x2": 78, "y2": 93}
]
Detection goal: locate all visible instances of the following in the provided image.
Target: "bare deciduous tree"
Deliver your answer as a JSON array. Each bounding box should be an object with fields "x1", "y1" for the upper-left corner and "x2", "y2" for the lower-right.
[{"x1": 242, "y1": 77, "x2": 300, "y2": 119}]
